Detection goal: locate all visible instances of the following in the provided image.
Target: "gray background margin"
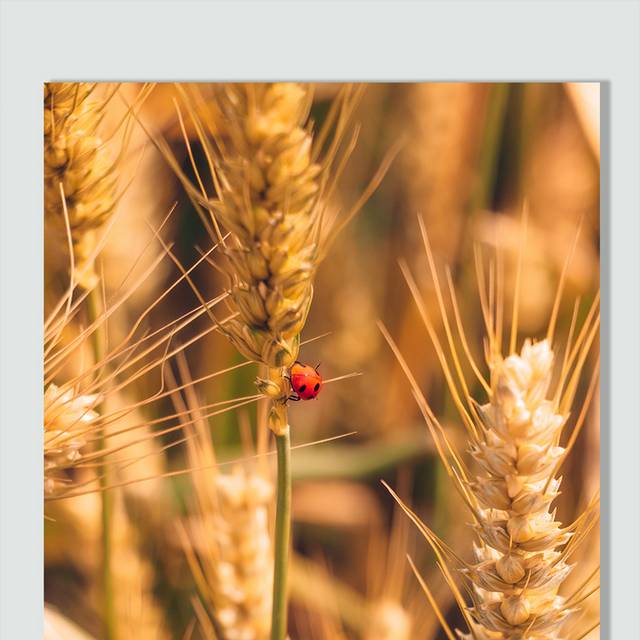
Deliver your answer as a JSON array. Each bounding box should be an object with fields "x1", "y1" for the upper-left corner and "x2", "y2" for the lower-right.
[{"x1": 1, "y1": 1, "x2": 638, "y2": 638}]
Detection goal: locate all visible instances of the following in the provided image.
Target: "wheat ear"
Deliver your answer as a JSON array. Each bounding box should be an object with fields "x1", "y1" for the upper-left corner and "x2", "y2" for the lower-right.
[
  {"x1": 44, "y1": 83, "x2": 123, "y2": 288},
  {"x1": 382, "y1": 214, "x2": 600, "y2": 640}
]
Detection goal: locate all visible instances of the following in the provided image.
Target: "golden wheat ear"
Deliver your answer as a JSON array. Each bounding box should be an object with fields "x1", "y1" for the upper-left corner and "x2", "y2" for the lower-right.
[
  {"x1": 44, "y1": 83, "x2": 152, "y2": 289},
  {"x1": 381, "y1": 212, "x2": 600, "y2": 640}
]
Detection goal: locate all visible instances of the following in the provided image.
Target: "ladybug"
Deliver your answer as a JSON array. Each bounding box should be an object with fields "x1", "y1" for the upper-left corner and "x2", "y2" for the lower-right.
[{"x1": 288, "y1": 361, "x2": 323, "y2": 401}]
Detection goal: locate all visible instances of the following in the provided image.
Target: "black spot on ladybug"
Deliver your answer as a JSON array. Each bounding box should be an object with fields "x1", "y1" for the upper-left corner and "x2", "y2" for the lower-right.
[
  {"x1": 299, "y1": 384, "x2": 307, "y2": 392},
  {"x1": 314, "y1": 383, "x2": 320, "y2": 391}
]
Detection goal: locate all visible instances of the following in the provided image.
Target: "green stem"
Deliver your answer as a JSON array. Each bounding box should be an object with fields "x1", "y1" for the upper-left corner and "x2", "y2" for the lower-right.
[
  {"x1": 86, "y1": 289, "x2": 116, "y2": 640},
  {"x1": 271, "y1": 428, "x2": 291, "y2": 640}
]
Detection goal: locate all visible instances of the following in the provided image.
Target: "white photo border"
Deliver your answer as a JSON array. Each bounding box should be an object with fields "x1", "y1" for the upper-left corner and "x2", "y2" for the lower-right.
[{"x1": 1, "y1": 1, "x2": 638, "y2": 638}]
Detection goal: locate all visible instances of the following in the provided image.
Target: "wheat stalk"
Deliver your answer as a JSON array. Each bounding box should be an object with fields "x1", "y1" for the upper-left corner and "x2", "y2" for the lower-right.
[
  {"x1": 381, "y1": 212, "x2": 600, "y2": 640},
  {"x1": 134, "y1": 80, "x2": 397, "y2": 639}
]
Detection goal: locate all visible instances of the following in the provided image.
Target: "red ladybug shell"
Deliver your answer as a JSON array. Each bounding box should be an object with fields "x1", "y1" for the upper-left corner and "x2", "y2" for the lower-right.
[{"x1": 289, "y1": 362, "x2": 323, "y2": 400}]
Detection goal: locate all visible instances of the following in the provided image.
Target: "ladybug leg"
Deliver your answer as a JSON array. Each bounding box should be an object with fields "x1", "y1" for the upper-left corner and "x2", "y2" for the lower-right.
[
  {"x1": 287, "y1": 394, "x2": 301, "y2": 402},
  {"x1": 314, "y1": 362, "x2": 321, "y2": 372}
]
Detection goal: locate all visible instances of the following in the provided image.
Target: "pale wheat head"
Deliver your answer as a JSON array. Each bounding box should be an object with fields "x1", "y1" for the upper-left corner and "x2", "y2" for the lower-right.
[
  {"x1": 382, "y1": 213, "x2": 600, "y2": 640},
  {"x1": 459, "y1": 338, "x2": 578, "y2": 638}
]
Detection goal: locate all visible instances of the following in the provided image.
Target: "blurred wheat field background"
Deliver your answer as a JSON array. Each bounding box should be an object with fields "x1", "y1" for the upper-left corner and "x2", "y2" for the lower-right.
[{"x1": 44, "y1": 82, "x2": 600, "y2": 640}]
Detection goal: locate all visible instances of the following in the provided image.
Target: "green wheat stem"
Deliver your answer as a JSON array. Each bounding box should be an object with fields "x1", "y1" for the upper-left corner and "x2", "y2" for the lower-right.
[{"x1": 270, "y1": 426, "x2": 292, "y2": 640}]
